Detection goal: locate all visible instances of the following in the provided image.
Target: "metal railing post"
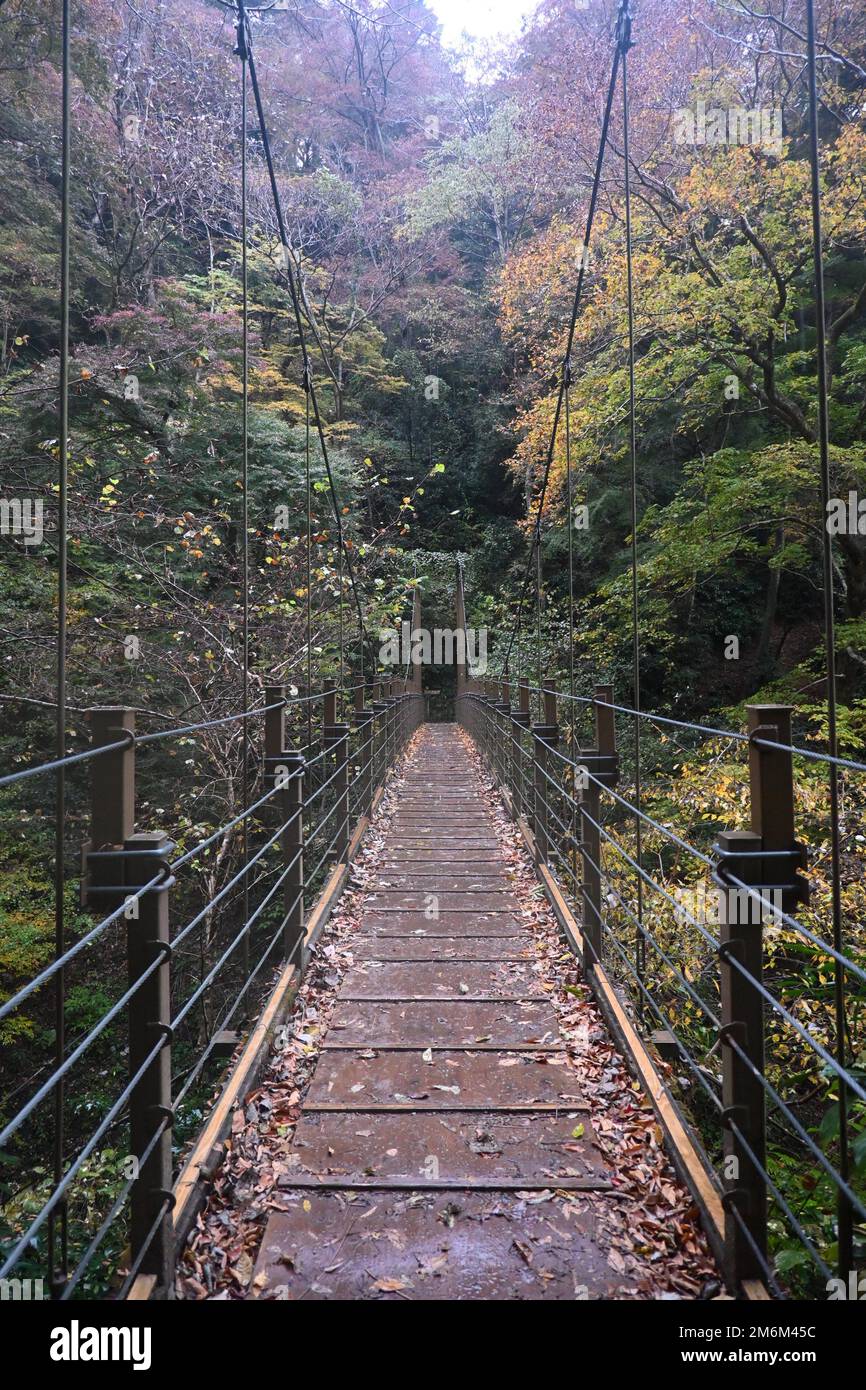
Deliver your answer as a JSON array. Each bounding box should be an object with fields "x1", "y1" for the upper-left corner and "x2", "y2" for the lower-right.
[
  {"x1": 483, "y1": 690, "x2": 497, "y2": 776},
  {"x1": 83, "y1": 707, "x2": 136, "y2": 904},
  {"x1": 264, "y1": 684, "x2": 305, "y2": 963},
  {"x1": 124, "y1": 832, "x2": 174, "y2": 1293},
  {"x1": 513, "y1": 677, "x2": 531, "y2": 820},
  {"x1": 387, "y1": 683, "x2": 398, "y2": 766},
  {"x1": 264, "y1": 684, "x2": 286, "y2": 768},
  {"x1": 353, "y1": 683, "x2": 375, "y2": 819},
  {"x1": 281, "y1": 751, "x2": 305, "y2": 964},
  {"x1": 323, "y1": 678, "x2": 350, "y2": 862},
  {"x1": 505, "y1": 677, "x2": 519, "y2": 806},
  {"x1": 533, "y1": 686, "x2": 558, "y2": 864},
  {"x1": 371, "y1": 683, "x2": 388, "y2": 799},
  {"x1": 714, "y1": 703, "x2": 807, "y2": 1290},
  {"x1": 379, "y1": 679, "x2": 391, "y2": 767},
  {"x1": 716, "y1": 828, "x2": 767, "y2": 1290},
  {"x1": 494, "y1": 677, "x2": 511, "y2": 795},
  {"x1": 580, "y1": 683, "x2": 616, "y2": 968},
  {"x1": 84, "y1": 715, "x2": 175, "y2": 1291}
]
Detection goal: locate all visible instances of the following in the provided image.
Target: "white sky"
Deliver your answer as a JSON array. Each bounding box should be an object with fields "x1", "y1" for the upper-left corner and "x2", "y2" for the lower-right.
[{"x1": 429, "y1": 0, "x2": 538, "y2": 47}]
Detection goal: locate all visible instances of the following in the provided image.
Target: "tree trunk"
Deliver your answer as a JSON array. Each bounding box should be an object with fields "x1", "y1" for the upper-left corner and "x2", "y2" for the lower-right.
[{"x1": 756, "y1": 526, "x2": 783, "y2": 675}]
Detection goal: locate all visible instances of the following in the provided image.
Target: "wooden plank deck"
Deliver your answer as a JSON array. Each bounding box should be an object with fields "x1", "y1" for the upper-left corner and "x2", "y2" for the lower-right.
[{"x1": 249, "y1": 724, "x2": 636, "y2": 1299}]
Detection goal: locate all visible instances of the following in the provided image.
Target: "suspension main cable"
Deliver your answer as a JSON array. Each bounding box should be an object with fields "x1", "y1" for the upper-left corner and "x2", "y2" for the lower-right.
[
  {"x1": 305, "y1": 363, "x2": 313, "y2": 747},
  {"x1": 50, "y1": 0, "x2": 73, "y2": 1297},
  {"x1": 237, "y1": 12, "x2": 252, "y2": 984},
  {"x1": 805, "y1": 0, "x2": 851, "y2": 1277},
  {"x1": 236, "y1": 2, "x2": 369, "y2": 664},
  {"x1": 619, "y1": 0, "x2": 645, "y2": 1001},
  {"x1": 500, "y1": 0, "x2": 630, "y2": 674}
]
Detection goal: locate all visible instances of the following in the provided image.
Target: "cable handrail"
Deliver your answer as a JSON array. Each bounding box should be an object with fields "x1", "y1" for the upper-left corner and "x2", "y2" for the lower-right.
[
  {"x1": 0, "y1": 683, "x2": 421, "y2": 1297},
  {"x1": 0, "y1": 698, "x2": 284, "y2": 789},
  {"x1": 470, "y1": 694, "x2": 866, "y2": 983},
  {"x1": 0, "y1": 686, "x2": 380, "y2": 791},
  {"x1": 477, "y1": 682, "x2": 866, "y2": 776},
  {"x1": 461, "y1": 682, "x2": 866, "y2": 1297}
]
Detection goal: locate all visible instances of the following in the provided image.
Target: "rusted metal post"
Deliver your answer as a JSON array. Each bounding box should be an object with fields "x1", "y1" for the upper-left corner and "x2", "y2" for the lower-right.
[
  {"x1": 533, "y1": 686, "x2": 558, "y2": 864},
  {"x1": 386, "y1": 683, "x2": 398, "y2": 766},
  {"x1": 580, "y1": 684, "x2": 616, "y2": 967},
  {"x1": 353, "y1": 682, "x2": 375, "y2": 818},
  {"x1": 716, "y1": 828, "x2": 767, "y2": 1289},
  {"x1": 714, "y1": 703, "x2": 807, "y2": 1290},
  {"x1": 484, "y1": 687, "x2": 498, "y2": 776},
  {"x1": 593, "y1": 682, "x2": 616, "y2": 766},
  {"x1": 323, "y1": 676, "x2": 337, "y2": 730},
  {"x1": 747, "y1": 704, "x2": 798, "y2": 857},
  {"x1": 88, "y1": 708, "x2": 136, "y2": 851},
  {"x1": 83, "y1": 716, "x2": 174, "y2": 1289},
  {"x1": 580, "y1": 786, "x2": 602, "y2": 965},
  {"x1": 411, "y1": 587, "x2": 423, "y2": 695},
  {"x1": 83, "y1": 708, "x2": 136, "y2": 909},
  {"x1": 513, "y1": 677, "x2": 531, "y2": 821},
  {"x1": 280, "y1": 751, "x2": 305, "y2": 963},
  {"x1": 371, "y1": 686, "x2": 389, "y2": 800},
  {"x1": 505, "y1": 677, "x2": 519, "y2": 807},
  {"x1": 390, "y1": 690, "x2": 399, "y2": 766},
  {"x1": 264, "y1": 685, "x2": 286, "y2": 768},
  {"x1": 324, "y1": 678, "x2": 350, "y2": 861},
  {"x1": 405, "y1": 690, "x2": 413, "y2": 749},
  {"x1": 495, "y1": 675, "x2": 511, "y2": 797},
  {"x1": 382, "y1": 685, "x2": 393, "y2": 780},
  {"x1": 264, "y1": 683, "x2": 305, "y2": 961},
  {"x1": 124, "y1": 832, "x2": 174, "y2": 1292}
]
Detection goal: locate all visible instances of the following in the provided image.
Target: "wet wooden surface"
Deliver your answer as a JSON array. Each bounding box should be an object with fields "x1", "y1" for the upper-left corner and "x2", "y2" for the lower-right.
[{"x1": 253, "y1": 725, "x2": 621, "y2": 1298}]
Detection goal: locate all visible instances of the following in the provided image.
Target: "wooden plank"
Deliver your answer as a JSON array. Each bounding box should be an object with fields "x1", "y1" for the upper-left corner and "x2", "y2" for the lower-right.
[
  {"x1": 127, "y1": 1274, "x2": 157, "y2": 1302},
  {"x1": 304, "y1": 1101, "x2": 590, "y2": 1114},
  {"x1": 743, "y1": 1278, "x2": 772, "y2": 1301},
  {"x1": 278, "y1": 1177, "x2": 611, "y2": 1192}
]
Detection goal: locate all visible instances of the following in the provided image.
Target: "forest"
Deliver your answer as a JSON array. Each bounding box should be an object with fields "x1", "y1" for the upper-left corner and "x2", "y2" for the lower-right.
[{"x1": 0, "y1": 0, "x2": 864, "y2": 1306}]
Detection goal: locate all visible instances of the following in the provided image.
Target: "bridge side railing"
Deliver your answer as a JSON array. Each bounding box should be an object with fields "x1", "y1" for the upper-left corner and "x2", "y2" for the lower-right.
[
  {"x1": 457, "y1": 683, "x2": 865, "y2": 1299},
  {"x1": 0, "y1": 680, "x2": 423, "y2": 1299}
]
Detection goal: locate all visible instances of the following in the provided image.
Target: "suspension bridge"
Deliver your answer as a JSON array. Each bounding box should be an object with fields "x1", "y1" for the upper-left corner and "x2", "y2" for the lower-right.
[{"x1": 0, "y1": 0, "x2": 863, "y2": 1304}]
